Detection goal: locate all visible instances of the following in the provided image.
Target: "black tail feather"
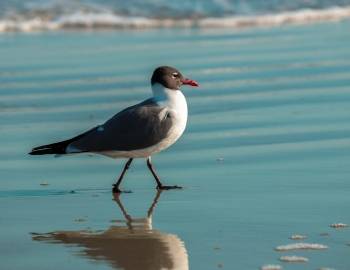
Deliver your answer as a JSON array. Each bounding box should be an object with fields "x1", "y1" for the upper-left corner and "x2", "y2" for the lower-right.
[{"x1": 29, "y1": 126, "x2": 97, "y2": 156}]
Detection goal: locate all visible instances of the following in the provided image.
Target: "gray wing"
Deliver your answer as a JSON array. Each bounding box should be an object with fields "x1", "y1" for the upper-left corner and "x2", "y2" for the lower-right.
[{"x1": 68, "y1": 99, "x2": 173, "y2": 152}]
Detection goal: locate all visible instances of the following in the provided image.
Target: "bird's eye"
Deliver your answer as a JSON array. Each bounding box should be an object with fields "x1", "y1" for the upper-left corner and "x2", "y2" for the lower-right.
[{"x1": 172, "y1": 72, "x2": 178, "y2": 78}]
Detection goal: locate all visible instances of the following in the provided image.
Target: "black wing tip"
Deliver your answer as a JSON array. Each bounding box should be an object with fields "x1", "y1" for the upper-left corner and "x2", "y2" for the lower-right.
[
  {"x1": 28, "y1": 149, "x2": 40, "y2": 155},
  {"x1": 28, "y1": 148, "x2": 52, "y2": 155},
  {"x1": 31, "y1": 145, "x2": 43, "y2": 151},
  {"x1": 28, "y1": 127, "x2": 97, "y2": 156},
  {"x1": 29, "y1": 146, "x2": 40, "y2": 155},
  {"x1": 29, "y1": 145, "x2": 46, "y2": 155},
  {"x1": 28, "y1": 144, "x2": 65, "y2": 155}
]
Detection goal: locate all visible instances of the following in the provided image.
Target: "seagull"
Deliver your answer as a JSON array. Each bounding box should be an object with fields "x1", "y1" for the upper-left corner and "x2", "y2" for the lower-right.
[{"x1": 29, "y1": 66, "x2": 199, "y2": 193}]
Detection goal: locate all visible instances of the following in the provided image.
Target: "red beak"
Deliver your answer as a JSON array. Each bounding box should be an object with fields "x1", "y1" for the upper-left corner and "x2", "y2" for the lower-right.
[{"x1": 181, "y1": 78, "x2": 199, "y2": 87}]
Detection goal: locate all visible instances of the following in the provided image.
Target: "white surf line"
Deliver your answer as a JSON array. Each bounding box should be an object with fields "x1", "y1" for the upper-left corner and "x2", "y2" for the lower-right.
[
  {"x1": 275, "y1": 243, "x2": 328, "y2": 251},
  {"x1": 289, "y1": 234, "x2": 307, "y2": 240},
  {"x1": 260, "y1": 265, "x2": 282, "y2": 270},
  {"x1": 279, "y1": 256, "x2": 308, "y2": 263},
  {"x1": 200, "y1": 6, "x2": 350, "y2": 28},
  {"x1": 1, "y1": 6, "x2": 350, "y2": 32}
]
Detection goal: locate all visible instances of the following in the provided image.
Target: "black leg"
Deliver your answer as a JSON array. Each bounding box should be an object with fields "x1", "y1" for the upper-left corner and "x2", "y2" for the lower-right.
[
  {"x1": 112, "y1": 158, "x2": 133, "y2": 193},
  {"x1": 146, "y1": 157, "x2": 182, "y2": 190}
]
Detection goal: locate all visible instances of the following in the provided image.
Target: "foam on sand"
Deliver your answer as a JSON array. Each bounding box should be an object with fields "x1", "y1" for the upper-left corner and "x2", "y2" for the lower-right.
[
  {"x1": 260, "y1": 264, "x2": 283, "y2": 270},
  {"x1": 279, "y1": 256, "x2": 308, "y2": 263},
  {"x1": 275, "y1": 243, "x2": 328, "y2": 251},
  {"x1": 289, "y1": 234, "x2": 307, "y2": 240},
  {"x1": 1, "y1": 6, "x2": 350, "y2": 32}
]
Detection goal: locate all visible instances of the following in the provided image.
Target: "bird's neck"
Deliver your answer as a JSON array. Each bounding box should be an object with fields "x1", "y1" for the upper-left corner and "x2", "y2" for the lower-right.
[
  {"x1": 151, "y1": 83, "x2": 186, "y2": 109},
  {"x1": 152, "y1": 83, "x2": 175, "y2": 99},
  {"x1": 152, "y1": 84, "x2": 188, "y2": 140}
]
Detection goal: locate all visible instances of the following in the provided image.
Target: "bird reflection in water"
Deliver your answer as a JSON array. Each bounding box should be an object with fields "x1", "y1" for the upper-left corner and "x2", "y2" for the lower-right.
[{"x1": 32, "y1": 190, "x2": 188, "y2": 270}]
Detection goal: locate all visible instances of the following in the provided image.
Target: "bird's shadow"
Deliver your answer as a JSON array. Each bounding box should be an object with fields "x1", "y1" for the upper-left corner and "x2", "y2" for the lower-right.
[{"x1": 31, "y1": 190, "x2": 189, "y2": 270}]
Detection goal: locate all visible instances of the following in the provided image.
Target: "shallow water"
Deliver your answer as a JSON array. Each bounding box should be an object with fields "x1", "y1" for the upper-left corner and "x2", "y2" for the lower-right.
[{"x1": 1, "y1": 21, "x2": 350, "y2": 269}]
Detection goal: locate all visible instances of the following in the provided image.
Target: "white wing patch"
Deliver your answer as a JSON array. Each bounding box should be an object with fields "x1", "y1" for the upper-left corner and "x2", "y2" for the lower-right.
[{"x1": 158, "y1": 107, "x2": 168, "y2": 121}]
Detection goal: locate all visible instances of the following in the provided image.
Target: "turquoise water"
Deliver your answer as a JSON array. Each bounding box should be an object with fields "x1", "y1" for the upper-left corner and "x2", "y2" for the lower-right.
[{"x1": 1, "y1": 21, "x2": 350, "y2": 269}]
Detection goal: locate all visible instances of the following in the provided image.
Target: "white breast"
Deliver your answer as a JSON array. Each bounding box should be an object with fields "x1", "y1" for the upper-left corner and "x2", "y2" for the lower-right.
[
  {"x1": 153, "y1": 89, "x2": 188, "y2": 152},
  {"x1": 102, "y1": 85, "x2": 188, "y2": 158}
]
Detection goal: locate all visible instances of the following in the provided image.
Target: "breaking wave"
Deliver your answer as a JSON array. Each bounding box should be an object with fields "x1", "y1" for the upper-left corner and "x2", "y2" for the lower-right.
[{"x1": 1, "y1": 5, "x2": 350, "y2": 32}]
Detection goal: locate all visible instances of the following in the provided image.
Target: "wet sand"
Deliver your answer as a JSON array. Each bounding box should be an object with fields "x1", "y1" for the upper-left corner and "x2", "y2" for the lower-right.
[{"x1": 1, "y1": 20, "x2": 350, "y2": 269}]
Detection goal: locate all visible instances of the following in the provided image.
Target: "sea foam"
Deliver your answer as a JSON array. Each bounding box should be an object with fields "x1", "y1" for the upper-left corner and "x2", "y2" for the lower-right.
[
  {"x1": 279, "y1": 256, "x2": 309, "y2": 262},
  {"x1": 261, "y1": 264, "x2": 283, "y2": 270},
  {"x1": 275, "y1": 243, "x2": 328, "y2": 251},
  {"x1": 1, "y1": 6, "x2": 350, "y2": 32}
]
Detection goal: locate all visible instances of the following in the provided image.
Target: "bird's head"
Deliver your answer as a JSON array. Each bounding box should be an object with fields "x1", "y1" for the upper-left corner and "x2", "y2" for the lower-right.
[{"x1": 151, "y1": 66, "x2": 199, "y2": 90}]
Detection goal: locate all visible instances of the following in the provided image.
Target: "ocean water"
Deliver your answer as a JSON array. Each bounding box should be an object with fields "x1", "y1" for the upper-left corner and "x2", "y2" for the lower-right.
[{"x1": 1, "y1": 19, "x2": 350, "y2": 269}]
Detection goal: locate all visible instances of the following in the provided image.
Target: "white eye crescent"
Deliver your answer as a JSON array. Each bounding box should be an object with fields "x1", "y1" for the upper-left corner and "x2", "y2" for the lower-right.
[{"x1": 172, "y1": 72, "x2": 178, "y2": 78}]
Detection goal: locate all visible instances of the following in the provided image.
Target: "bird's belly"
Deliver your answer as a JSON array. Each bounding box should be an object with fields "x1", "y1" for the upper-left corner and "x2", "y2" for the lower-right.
[
  {"x1": 101, "y1": 115, "x2": 186, "y2": 159},
  {"x1": 100, "y1": 138, "x2": 177, "y2": 158}
]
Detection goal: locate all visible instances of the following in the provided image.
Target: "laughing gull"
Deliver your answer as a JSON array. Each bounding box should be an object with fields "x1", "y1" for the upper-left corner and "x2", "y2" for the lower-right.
[{"x1": 29, "y1": 66, "x2": 199, "y2": 193}]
